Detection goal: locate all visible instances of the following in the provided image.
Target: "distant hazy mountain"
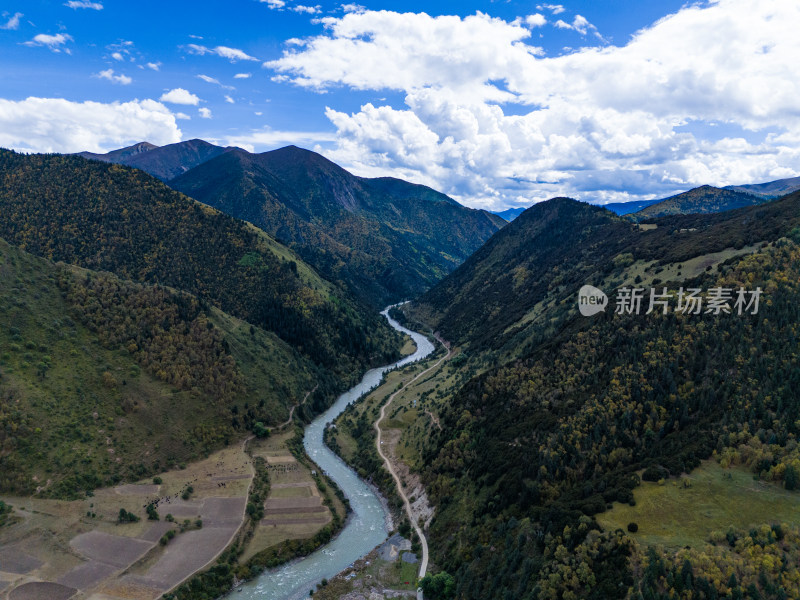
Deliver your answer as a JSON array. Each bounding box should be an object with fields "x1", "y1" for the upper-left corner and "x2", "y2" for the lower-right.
[
  {"x1": 169, "y1": 145, "x2": 505, "y2": 307},
  {"x1": 726, "y1": 175, "x2": 800, "y2": 197},
  {"x1": 79, "y1": 139, "x2": 239, "y2": 181},
  {"x1": 493, "y1": 207, "x2": 527, "y2": 221},
  {"x1": 600, "y1": 198, "x2": 661, "y2": 215},
  {"x1": 630, "y1": 185, "x2": 769, "y2": 220}
]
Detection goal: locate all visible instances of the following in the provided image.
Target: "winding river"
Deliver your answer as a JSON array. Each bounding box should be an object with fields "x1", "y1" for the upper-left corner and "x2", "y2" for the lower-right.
[{"x1": 224, "y1": 307, "x2": 435, "y2": 600}]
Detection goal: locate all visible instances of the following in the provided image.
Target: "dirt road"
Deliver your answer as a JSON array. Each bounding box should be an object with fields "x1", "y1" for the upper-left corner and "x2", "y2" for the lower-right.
[{"x1": 374, "y1": 334, "x2": 451, "y2": 581}]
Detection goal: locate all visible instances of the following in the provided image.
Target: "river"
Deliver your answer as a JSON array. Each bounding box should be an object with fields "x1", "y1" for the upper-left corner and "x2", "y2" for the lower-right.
[{"x1": 224, "y1": 306, "x2": 435, "y2": 600}]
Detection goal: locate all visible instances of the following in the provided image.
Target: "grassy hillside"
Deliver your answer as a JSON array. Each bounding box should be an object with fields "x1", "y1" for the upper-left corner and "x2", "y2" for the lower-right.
[
  {"x1": 169, "y1": 146, "x2": 505, "y2": 307},
  {"x1": 0, "y1": 149, "x2": 401, "y2": 384},
  {"x1": 0, "y1": 238, "x2": 323, "y2": 499},
  {"x1": 598, "y1": 462, "x2": 800, "y2": 550}
]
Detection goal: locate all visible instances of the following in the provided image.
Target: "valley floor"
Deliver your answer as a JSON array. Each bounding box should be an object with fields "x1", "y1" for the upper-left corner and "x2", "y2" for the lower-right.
[
  {"x1": 322, "y1": 333, "x2": 459, "y2": 596},
  {"x1": 0, "y1": 426, "x2": 341, "y2": 600}
]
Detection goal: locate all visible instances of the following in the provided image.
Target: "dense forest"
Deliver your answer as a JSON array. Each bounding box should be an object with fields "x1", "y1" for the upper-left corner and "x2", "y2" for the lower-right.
[
  {"x1": 630, "y1": 186, "x2": 770, "y2": 221},
  {"x1": 0, "y1": 149, "x2": 401, "y2": 385},
  {"x1": 406, "y1": 194, "x2": 800, "y2": 599}
]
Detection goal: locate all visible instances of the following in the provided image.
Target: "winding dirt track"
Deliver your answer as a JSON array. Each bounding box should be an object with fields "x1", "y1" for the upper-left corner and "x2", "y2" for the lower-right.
[
  {"x1": 374, "y1": 334, "x2": 452, "y2": 581},
  {"x1": 277, "y1": 384, "x2": 318, "y2": 429}
]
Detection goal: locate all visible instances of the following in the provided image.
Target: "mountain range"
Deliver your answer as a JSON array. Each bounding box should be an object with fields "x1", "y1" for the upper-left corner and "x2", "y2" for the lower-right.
[
  {"x1": 4, "y1": 135, "x2": 800, "y2": 599},
  {"x1": 494, "y1": 198, "x2": 661, "y2": 221},
  {"x1": 493, "y1": 175, "x2": 800, "y2": 222},
  {"x1": 79, "y1": 140, "x2": 505, "y2": 307},
  {"x1": 79, "y1": 139, "x2": 238, "y2": 181},
  {"x1": 0, "y1": 149, "x2": 401, "y2": 382},
  {"x1": 726, "y1": 175, "x2": 800, "y2": 197}
]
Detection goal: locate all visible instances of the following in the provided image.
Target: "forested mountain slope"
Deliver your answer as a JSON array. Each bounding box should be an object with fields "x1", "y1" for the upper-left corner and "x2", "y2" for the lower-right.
[
  {"x1": 726, "y1": 175, "x2": 800, "y2": 197},
  {"x1": 630, "y1": 185, "x2": 770, "y2": 220},
  {"x1": 405, "y1": 193, "x2": 800, "y2": 599},
  {"x1": 0, "y1": 149, "x2": 400, "y2": 384},
  {"x1": 421, "y1": 230, "x2": 800, "y2": 598},
  {"x1": 169, "y1": 145, "x2": 505, "y2": 307},
  {"x1": 414, "y1": 194, "x2": 800, "y2": 351},
  {"x1": 0, "y1": 238, "x2": 319, "y2": 498}
]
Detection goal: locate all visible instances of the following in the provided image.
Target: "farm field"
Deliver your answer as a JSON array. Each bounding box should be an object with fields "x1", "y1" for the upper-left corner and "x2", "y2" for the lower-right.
[
  {"x1": 240, "y1": 430, "x2": 342, "y2": 563},
  {"x1": 0, "y1": 442, "x2": 253, "y2": 600}
]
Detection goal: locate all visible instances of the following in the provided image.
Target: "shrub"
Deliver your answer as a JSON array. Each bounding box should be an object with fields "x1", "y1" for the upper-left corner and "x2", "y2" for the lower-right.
[{"x1": 642, "y1": 465, "x2": 669, "y2": 482}]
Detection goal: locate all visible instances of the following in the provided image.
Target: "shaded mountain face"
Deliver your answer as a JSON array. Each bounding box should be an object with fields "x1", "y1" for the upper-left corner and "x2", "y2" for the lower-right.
[
  {"x1": 79, "y1": 139, "x2": 238, "y2": 181},
  {"x1": 169, "y1": 145, "x2": 505, "y2": 307},
  {"x1": 0, "y1": 149, "x2": 401, "y2": 385},
  {"x1": 726, "y1": 175, "x2": 800, "y2": 197},
  {"x1": 630, "y1": 185, "x2": 770, "y2": 220}
]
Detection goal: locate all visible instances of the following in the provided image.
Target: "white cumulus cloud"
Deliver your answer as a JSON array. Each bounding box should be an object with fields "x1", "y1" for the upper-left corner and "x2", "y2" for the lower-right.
[
  {"x1": 295, "y1": 5, "x2": 319, "y2": 13},
  {"x1": 197, "y1": 74, "x2": 235, "y2": 90},
  {"x1": 234, "y1": 73, "x2": 251, "y2": 79},
  {"x1": 263, "y1": 1, "x2": 800, "y2": 209},
  {"x1": 525, "y1": 14, "x2": 547, "y2": 28},
  {"x1": 554, "y1": 14, "x2": 605, "y2": 40},
  {"x1": 198, "y1": 107, "x2": 212, "y2": 119},
  {"x1": 96, "y1": 69, "x2": 132, "y2": 85},
  {"x1": 0, "y1": 97, "x2": 181, "y2": 153},
  {"x1": 23, "y1": 33, "x2": 73, "y2": 52},
  {"x1": 537, "y1": 4, "x2": 565, "y2": 15},
  {"x1": 159, "y1": 88, "x2": 201, "y2": 105}
]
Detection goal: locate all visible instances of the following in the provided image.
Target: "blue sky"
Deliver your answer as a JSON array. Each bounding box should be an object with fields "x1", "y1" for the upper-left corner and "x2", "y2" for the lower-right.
[{"x1": 1, "y1": 0, "x2": 798, "y2": 209}]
